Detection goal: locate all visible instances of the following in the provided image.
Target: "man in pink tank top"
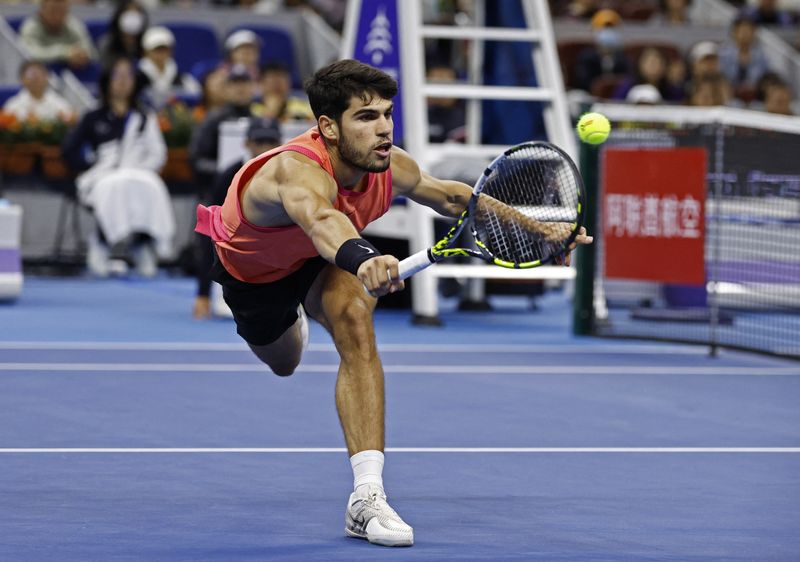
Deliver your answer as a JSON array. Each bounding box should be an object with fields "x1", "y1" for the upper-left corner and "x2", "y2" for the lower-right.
[{"x1": 196, "y1": 59, "x2": 589, "y2": 547}]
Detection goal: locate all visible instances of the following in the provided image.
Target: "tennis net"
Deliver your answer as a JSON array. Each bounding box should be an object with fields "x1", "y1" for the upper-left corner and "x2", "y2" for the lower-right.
[{"x1": 574, "y1": 104, "x2": 800, "y2": 359}]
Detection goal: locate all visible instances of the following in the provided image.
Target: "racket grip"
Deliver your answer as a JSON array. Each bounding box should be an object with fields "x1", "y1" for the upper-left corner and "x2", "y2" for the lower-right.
[{"x1": 398, "y1": 249, "x2": 435, "y2": 280}]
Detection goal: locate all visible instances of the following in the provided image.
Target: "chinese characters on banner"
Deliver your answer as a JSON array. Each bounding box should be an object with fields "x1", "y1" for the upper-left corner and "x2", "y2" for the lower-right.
[{"x1": 602, "y1": 148, "x2": 707, "y2": 285}]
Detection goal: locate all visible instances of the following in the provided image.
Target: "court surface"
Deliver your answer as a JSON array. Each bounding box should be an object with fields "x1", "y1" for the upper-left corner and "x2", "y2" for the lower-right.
[{"x1": 1, "y1": 277, "x2": 798, "y2": 561}]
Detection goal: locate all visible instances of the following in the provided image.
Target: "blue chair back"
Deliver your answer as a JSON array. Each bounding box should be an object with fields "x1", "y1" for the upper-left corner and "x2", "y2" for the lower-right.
[
  {"x1": 0, "y1": 85, "x2": 20, "y2": 106},
  {"x1": 162, "y1": 22, "x2": 220, "y2": 75}
]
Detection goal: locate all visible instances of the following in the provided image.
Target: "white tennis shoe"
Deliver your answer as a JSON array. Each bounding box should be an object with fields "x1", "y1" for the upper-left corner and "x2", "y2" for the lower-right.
[{"x1": 345, "y1": 486, "x2": 414, "y2": 547}]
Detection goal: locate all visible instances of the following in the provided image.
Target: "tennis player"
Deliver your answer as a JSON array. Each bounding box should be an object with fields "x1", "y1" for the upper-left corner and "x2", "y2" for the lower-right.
[{"x1": 196, "y1": 59, "x2": 591, "y2": 547}]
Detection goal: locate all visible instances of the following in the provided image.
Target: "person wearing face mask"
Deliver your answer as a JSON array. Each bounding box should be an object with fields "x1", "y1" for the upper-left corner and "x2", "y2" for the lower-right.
[
  {"x1": 574, "y1": 9, "x2": 631, "y2": 93},
  {"x1": 19, "y1": 0, "x2": 96, "y2": 71},
  {"x1": 98, "y1": 1, "x2": 149, "y2": 70}
]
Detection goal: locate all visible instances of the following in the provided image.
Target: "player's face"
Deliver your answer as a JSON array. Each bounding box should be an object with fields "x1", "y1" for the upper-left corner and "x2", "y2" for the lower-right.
[{"x1": 337, "y1": 94, "x2": 394, "y2": 173}]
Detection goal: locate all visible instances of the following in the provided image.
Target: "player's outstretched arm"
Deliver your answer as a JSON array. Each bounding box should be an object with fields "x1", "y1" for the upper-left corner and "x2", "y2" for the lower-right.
[
  {"x1": 390, "y1": 147, "x2": 474, "y2": 218},
  {"x1": 266, "y1": 154, "x2": 403, "y2": 296}
]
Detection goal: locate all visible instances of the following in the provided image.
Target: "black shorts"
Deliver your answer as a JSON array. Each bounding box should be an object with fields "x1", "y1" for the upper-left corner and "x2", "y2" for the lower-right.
[{"x1": 210, "y1": 255, "x2": 327, "y2": 346}]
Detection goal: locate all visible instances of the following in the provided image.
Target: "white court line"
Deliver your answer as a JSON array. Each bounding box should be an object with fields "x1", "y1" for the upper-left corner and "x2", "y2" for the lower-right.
[
  {"x1": 0, "y1": 363, "x2": 797, "y2": 375},
  {"x1": 0, "y1": 341, "x2": 711, "y2": 354},
  {"x1": 0, "y1": 447, "x2": 798, "y2": 454}
]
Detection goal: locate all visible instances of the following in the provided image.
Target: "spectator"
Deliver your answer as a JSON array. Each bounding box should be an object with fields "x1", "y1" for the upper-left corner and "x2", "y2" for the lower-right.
[
  {"x1": 613, "y1": 47, "x2": 685, "y2": 102},
  {"x1": 743, "y1": 0, "x2": 794, "y2": 27},
  {"x1": 138, "y1": 26, "x2": 201, "y2": 109},
  {"x1": 222, "y1": 29, "x2": 261, "y2": 80},
  {"x1": 719, "y1": 13, "x2": 770, "y2": 101},
  {"x1": 626, "y1": 83, "x2": 663, "y2": 105},
  {"x1": 98, "y1": 1, "x2": 149, "y2": 70},
  {"x1": 192, "y1": 116, "x2": 282, "y2": 319},
  {"x1": 61, "y1": 57, "x2": 176, "y2": 278},
  {"x1": 193, "y1": 66, "x2": 229, "y2": 122},
  {"x1": 18, "y1": 0, "x2": 96, "y2": 71},
  {"x1": 688, "y1": 40, "x2": 721, "y2": 81},
  {"x1": 425, "y1": 62, "x2": 465, "y2": 143},
  {"x1": 189, "y1": 64, "x2": 257, "y2": 196},
  {"x1": 573, "y1": 9, "x2": 631, "y2": 92},
  {"x1": 763, "y1": 80, "x2": 795, "y2": 115},
  {"x1": 252, "y1": 61, "x2": 314, "y2": 122},
  {"x1": 649, "y1": 0, "x2": 692, "y2": 25},
  {"x1": 564, "y1": 0, "x2": 600, "y2": 20},
  {"x1": 2, "y1": 60, "x2": 75, "y2": 122},
  {"x1": 688, "y1": 72, "x2": 733, "y2": 107}
]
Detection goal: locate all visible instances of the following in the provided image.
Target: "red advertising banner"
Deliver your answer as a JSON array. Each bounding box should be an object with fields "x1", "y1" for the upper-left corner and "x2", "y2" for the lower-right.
[{"x1": 602, "y1": 148, "x2": 706, "y2": 285}]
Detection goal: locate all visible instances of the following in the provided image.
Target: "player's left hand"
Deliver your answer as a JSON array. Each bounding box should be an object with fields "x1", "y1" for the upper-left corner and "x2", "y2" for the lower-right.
[{"x1": 554, "y1": 226, "x2": 593, "y2": 266}]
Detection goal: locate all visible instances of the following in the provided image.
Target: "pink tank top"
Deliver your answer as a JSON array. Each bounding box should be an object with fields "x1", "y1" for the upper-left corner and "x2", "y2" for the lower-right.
[{"x1": 195, "y1": 127, "x2": 393, "y2": 283}]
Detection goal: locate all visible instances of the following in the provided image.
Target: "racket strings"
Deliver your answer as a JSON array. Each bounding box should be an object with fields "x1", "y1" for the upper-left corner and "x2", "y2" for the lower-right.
[{"x1": 475, "y1": 144, "x2": 580, "y2": 264}]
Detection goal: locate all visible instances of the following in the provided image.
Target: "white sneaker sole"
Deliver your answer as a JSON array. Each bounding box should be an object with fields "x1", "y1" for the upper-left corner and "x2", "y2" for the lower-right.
[{"x1": 345, "y1": 526, "x2": 413, "y2": 547}]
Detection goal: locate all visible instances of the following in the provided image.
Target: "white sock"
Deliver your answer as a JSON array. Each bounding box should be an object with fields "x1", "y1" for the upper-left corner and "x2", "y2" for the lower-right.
[{"x1": 350, "y1": 450, "x2": 384, "y2": 497}]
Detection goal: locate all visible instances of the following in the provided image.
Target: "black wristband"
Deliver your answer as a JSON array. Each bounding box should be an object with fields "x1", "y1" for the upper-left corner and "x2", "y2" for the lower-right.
[{"x1": 335, "y1": 238, "x2": 381, "y2": 275}]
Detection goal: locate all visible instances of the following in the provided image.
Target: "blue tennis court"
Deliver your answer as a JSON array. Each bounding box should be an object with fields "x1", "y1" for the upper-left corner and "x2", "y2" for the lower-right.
[{"x1": 1, "y1": 277, "x2": 798, "y2": 561}]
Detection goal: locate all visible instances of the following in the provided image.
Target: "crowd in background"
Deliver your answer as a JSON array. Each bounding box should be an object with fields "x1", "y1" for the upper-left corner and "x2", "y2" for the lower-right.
[{"x1": 550, "y1": 0, "x2": 797, "y2": 112}]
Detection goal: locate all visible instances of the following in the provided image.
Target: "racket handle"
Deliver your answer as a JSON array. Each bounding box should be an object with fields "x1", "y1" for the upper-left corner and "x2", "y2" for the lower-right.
[
  {"x1": 398, "y1": 248, "x2": 435, "y2": 280},
  {"x1": 363, "y1": 249, "x2": 434, "y2": 295}
]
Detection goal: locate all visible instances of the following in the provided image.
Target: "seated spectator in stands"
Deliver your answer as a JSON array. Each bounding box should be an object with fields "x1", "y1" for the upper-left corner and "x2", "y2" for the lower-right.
[
  {"x1": 193, "y1": 66, "x2": 229, "y2": 122},
  {"x1": 138, "y1": 26, "x2": 201, "y2": 109},
  {"x1": 426, "y1": 62, "x2": 466, "y2": 143},
  {"x1": 743, "y1": 0, "x2": 794, "y2": 27},
  {"x1": 574, "y1": 10, "x2": 631, "y2": 92},
  {"x1": 564, "y1": 0, "x2": 600, "y2": 20},
  {"x1": 2, "y1": 60, "x2": 75, "y2": 122},
  {"x1": 19, "y1": 0, "x2": 96, "y2": 72},
  {"x1": 61, "y1": 57, "x2": 176, "y2": 278},
  {"x1": 763, "y1": 79, "x2": 795, "y2": 115},
  {"x1": 688, "y1": 73, "x2": 733, "y2": 107},
  {"x1": 222, "y1": 29, "x2": 261, "y2": 80},
  {"x1": 688, "y1": 40, "x2": 721, "y2": 81},
  {"x1": 649, "y1": 0, "x2": 692, "y2": 25},
  {"x1": 613, "y1": 47, "x2": 685, "y2": 102},
  {"x1": 98, "y1": 1, "x2": 148, "y2": 70},
  {"x1": 192, "y1": 116, "x2": 282, "y2": 319},
  {"x1": 626, "y1": 83, "x2": 663, "y2": 105},
  {"x1": 252, "y1": 62, "x2": 314, "y2": 122},
  {"x1": 719, "y1": 13, "x2": 770, "y2": 102},
  {"x1": 189, "y1": 64, "x2": 256, "y2": 197}
]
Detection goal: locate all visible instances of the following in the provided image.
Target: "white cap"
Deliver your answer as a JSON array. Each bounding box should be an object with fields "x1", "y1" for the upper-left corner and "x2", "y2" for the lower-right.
[
  {"x1": 142, "y1": 26, "x2": 175, "y2": 51},
  {"x1": 626, "y1": 84, "x2": 662, "y2": 104},
  {"x1": 225, "y1": 29, "x2": 259, "y2": 52},
  {"x1": 689, "y1": 41, "x2": 719, "y2": 64}
]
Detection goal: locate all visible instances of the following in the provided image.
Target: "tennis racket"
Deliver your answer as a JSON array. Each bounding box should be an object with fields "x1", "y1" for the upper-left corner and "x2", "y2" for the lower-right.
[{"x1": 397, "y1": 141, "x2": 586, "y2": 280}]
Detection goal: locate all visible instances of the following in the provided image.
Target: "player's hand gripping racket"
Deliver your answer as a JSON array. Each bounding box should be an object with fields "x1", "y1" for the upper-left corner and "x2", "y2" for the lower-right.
[{"x1": 398, "y1": 141, "x2": 587, "y2": 280}]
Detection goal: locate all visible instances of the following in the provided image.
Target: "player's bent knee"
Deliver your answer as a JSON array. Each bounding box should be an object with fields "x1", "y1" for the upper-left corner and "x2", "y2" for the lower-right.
[{"x1": 335, "y1": 299, "x2": 373, "y2": 334}]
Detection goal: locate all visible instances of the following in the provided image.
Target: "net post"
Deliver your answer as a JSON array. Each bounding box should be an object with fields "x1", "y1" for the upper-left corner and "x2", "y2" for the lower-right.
[{"x1": 573, "y1": 141, "x2": 599, "y2": 336}]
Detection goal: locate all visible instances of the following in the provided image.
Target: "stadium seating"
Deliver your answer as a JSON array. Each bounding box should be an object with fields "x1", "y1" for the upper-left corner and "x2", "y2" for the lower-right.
[
  {"x1": 162, "y1": 21, "x2": 221, "y2": 77},
  {"x1": 4, "y1": 15, "x2": 23, "y2": 34},
  {"x1": 85, "y1": 20, "x2": 109, "y2": 47},
  {"x1": 0, "y1": 85, "x2": 20, "y2": 106}
]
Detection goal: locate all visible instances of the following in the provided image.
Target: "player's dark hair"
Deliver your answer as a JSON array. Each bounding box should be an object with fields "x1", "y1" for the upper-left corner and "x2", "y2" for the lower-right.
[{"x1": 304, "y1": 59, "x2": 398, "y2": 123}]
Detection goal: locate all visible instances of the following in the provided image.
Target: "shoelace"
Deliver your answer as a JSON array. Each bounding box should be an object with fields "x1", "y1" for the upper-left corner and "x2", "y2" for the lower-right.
[{"x1": 364, "y1": 491, "x2": 400, "y2": 519}]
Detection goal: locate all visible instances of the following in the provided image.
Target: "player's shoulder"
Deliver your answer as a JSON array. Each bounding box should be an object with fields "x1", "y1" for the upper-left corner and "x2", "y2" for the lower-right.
[
  {"x1": 257, "y1": 150, "x2": 337, "y2": 197},
  {"x1": 390, "y1": 146, "x2": 421, "y2": 193}
]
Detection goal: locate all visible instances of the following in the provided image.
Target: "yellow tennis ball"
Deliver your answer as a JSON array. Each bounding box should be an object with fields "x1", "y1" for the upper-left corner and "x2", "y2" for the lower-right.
[{"x1": 576, "y1": 112, "x2": 611, "y2": 145}]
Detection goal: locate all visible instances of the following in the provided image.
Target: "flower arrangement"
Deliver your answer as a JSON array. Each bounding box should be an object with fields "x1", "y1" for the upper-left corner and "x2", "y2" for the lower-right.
[
  {"x1": 157, "y1": 101, "x2": 197, "y2": 148},
  {"x1": 0, "y1": 112, "x2": 77, "y2": 176},
  {"x1": 0, "y1": 111, "x2": 76, "y2": 146}
]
